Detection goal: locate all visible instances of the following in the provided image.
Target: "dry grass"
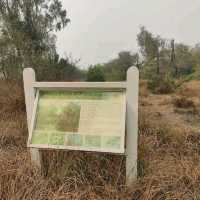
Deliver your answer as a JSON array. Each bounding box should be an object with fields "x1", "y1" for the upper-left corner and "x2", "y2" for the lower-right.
[
  {"x1": 139, "y1": 80, "x2": 149, "y2": 97},
  {"x1": 0, "y1": 80, "x2": 25, "y2": 113},
  {"x1": 173, "y1": 96, "x2": 195, "y2": 109},
  {"x1": 178, "y1": 80, "x2": 200, "y2": 98},
  {"x1": 1, "y1": 80, "x2": 200, "y2": 199},
  {"x1": 173, "y1": 81, "x2": 200, "y2": 119}
]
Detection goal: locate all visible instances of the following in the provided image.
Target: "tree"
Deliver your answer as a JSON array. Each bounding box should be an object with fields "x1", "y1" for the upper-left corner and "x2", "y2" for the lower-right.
[
  {"x1": 192, "y1": 44, "x2": 200, "y2": 70},
  {"x1": 175, "y1": 43, "x2": 194, "y2": 75},
  {"x1": 118, "y1": 51, "x2": 137, "y2": 74},
  {"x1": 87, "y1": 65, "x2": 105, "y2": 82},
  {"x1": 137, "y1": 26, "x2": 165, "y2": 75},
  {"x1": 103, "y1": 51, "x2": 138, "y2": 81},
  {"x1": 0, "y1": 0, "x2": 70, "y2": 79},
  {"x1": 170, "y1": 39, "x2": 177, "y2": 76}
]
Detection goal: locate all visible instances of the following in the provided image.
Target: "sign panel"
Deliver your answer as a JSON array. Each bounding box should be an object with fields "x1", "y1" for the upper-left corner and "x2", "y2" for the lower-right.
[{"x1": 29, "y1": 90, "x2": 126, "y2": 153}]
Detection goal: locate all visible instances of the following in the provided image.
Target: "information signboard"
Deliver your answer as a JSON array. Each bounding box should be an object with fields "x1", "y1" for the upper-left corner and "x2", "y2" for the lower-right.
[
  {"x1": 23, "y1": 67, "x2": 139, "y2": 186},
  {"x1": 29, "y1": 90, "x2": 126, "y2": 153}
]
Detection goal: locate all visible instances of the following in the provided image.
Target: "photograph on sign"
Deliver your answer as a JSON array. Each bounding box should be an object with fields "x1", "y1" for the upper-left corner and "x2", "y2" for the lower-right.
[{"x1": 29, "y1": 90, "x2": 126, "y2": 153}]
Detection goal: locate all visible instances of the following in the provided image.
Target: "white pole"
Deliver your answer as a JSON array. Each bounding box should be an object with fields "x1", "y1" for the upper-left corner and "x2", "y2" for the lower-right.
[
  {"x1": 23, "y1": 68, "x2": 42, "y2": 169},
  {"x1": 126, "y1": 66, "x2": 139, "y2": 186}
]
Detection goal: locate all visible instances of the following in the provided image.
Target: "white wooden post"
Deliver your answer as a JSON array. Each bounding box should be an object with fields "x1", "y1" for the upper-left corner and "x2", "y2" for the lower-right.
[
  {"x1": 126, "y1": 66, "x2": 139, "y2": 186},
  {"x1": 23, "y1": 68, "x2": 42, "y2": 169}
]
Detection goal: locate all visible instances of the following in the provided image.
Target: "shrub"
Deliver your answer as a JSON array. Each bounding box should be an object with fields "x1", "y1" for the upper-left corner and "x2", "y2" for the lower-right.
[
  {"x1": 147, "y1": 75, "x2": 176, "y2": 94},
  {"x1": 86, "y1": 65, "x2": 106, "y2": 82},
  {"x1": 173, "y1": 96, "x2": 195, "y2": 109},
  {"x1": 173, "y1": 96, "x2": 200, "y2": 117}
]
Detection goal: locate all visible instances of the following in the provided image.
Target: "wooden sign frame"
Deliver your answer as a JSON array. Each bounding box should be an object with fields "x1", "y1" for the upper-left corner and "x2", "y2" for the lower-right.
[{"x1": 23, "y1": 66, "x2": 139, "y2": 186}]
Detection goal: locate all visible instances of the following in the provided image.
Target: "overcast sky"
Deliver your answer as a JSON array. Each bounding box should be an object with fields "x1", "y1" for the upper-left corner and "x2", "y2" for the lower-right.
[{"x1": 56, "y1": 0, "x2": 200, "y2": 68}]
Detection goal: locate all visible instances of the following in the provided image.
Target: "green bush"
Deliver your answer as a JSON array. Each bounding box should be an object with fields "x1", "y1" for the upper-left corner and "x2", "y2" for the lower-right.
[
  {"x1": 148, "y1": 75, "x2": 176, "y2": 94},
  {"x1": 86, "y1": 65, "x2": 106, "y2": 82}
]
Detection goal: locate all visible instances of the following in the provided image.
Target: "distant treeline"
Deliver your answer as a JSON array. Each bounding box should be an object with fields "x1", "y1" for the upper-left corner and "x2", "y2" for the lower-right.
[
  {"x1": 87, "y1": 27, "x2": 200, "y2": 82},
  {"x1": 0, "y1": 1, "x2": 199, "y2": 82}
]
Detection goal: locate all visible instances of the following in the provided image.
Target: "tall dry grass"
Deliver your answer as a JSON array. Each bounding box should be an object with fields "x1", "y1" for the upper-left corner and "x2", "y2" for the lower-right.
[
  {"x1": 1, "y1": 80, "x2": 200, "y2": 199},
  {"x1": 173, "y1": 80, "x2": 200, "y2": 124}
]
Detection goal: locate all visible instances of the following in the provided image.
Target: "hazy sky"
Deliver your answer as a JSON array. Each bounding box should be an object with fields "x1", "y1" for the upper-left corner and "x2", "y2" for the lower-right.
[{"x1": 56, "y1": 0, "x2": 200, "y2": 67}]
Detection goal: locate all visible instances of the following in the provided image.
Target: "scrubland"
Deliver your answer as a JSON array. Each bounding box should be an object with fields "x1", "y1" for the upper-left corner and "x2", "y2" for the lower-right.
[{"x1": 0, "y1": 79, "x2": 200, "y2": 200}]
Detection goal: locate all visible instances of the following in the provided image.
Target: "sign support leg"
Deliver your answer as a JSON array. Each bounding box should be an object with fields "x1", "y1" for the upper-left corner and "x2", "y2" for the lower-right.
[
  {"x1": 23, "y1": 68, "x2": 42, "y2": 170},
  {"x1": 126, "y1": 66, "x2": 139, "y2": 186}
]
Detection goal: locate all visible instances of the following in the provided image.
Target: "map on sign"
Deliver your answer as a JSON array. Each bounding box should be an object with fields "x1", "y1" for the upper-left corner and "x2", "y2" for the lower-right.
[{"x1": 29, "y1": 90, "x2": 126, "y2": 153}]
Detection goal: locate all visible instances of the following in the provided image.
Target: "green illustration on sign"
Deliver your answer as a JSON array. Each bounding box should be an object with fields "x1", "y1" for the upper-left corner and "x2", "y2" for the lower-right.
[{"x1": 31, "y1": 91, "x2": 126, "y2": 153}]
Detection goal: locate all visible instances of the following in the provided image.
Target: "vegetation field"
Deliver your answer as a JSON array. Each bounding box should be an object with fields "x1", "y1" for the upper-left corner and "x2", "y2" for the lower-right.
[
  {"x1": 1, "y1": 79, "x2": 200, "y2": 199},
  {"x1": 1, "y1": 1, "x2": 200, "y2": 199}
]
